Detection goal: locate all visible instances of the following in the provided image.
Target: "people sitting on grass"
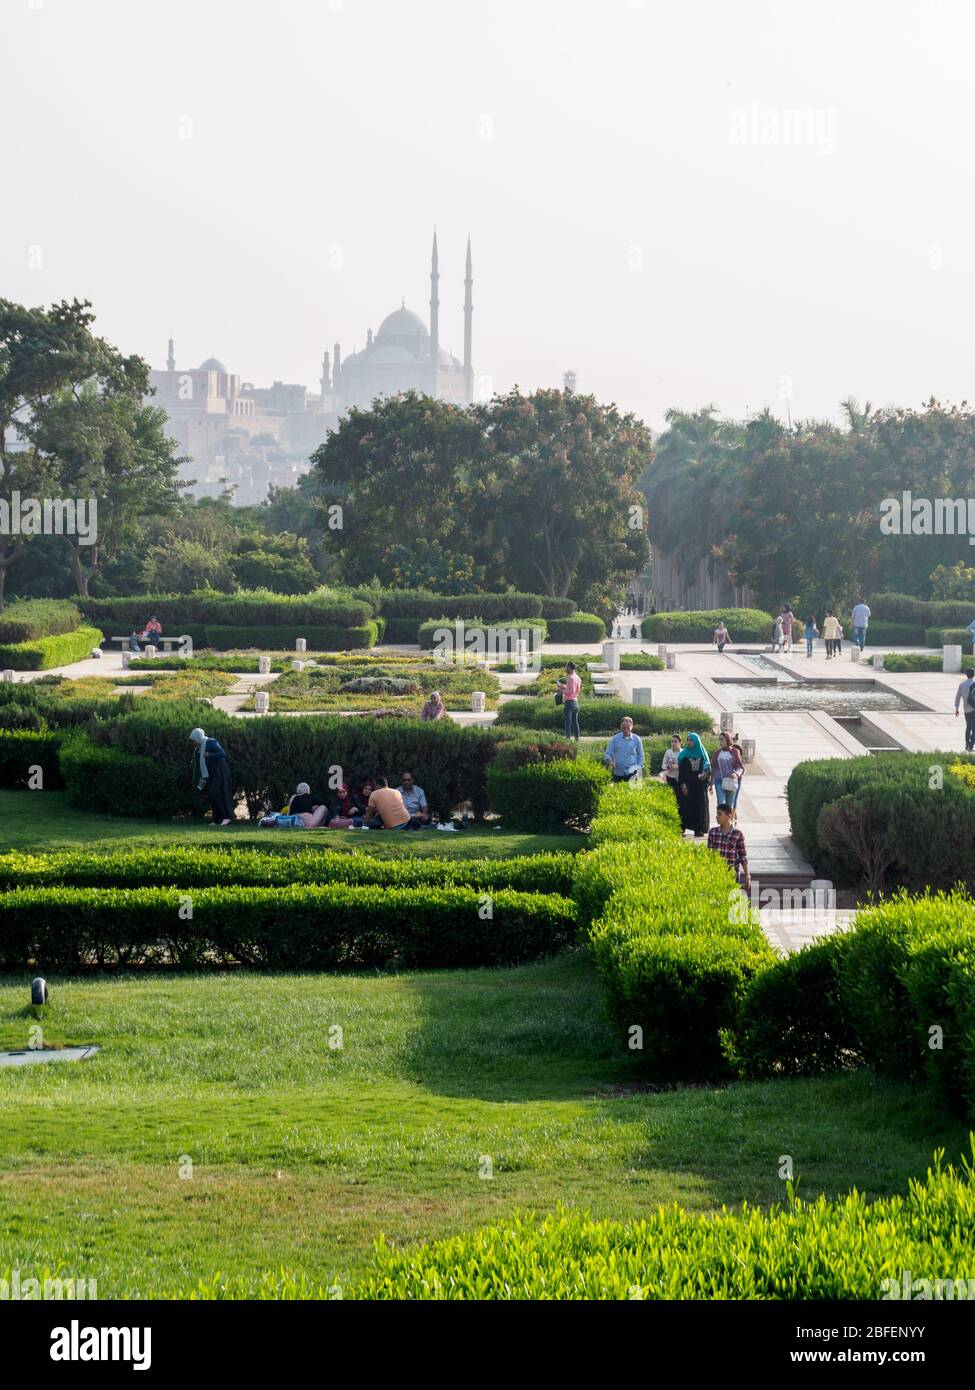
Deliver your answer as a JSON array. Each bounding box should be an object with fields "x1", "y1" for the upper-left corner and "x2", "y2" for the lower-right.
[
  {"x1": 420, "y1": 690, "x2": 446, "y2": 721},
  {"x1": 261, "y1": 782, "x2": 330, "y2": 829},
  {"x1": 365, "y1": 776, "x2": 412, "y2": 830},
  {"x1": 603, "y1": 716, "x2": 644, "y2": 783},
  {"x1": 189, "y1": 727, "x2": 234, "y2": 827},
  {"x1": 397, "y1": 770, "x2": 431, "y2": 827}
]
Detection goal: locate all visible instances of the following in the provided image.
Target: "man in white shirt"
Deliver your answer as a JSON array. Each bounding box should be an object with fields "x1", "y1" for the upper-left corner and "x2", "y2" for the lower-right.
[
  {"x1": 851, "y1": 600, "x2": 871, "y2": 651},
  {"x1": 954, "y1": 668, "x2": 975, "y2": 753}
]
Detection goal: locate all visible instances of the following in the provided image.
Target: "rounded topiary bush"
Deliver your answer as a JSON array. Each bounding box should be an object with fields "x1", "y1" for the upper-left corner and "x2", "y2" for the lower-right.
[{"x1": 487, "y1": 757, "x2": 610, "y2": 831}]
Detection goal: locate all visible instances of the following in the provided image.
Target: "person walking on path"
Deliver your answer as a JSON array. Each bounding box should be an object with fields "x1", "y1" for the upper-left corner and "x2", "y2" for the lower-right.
[
  {"x1": 803, "y1": 614, "x2": 819, "y2": 658},
  {"x1": 822, "y1": 610, "x2": 841, "y2": 659},
  {"x1": 713, "y1": 730, "x2": 744, "y2": 811},
  {"x1": 707, "y1": 803, "x2": 751, "y2": 893},
  {"x1": 779, "y1": 606, "x2": 794, "y2": 654},
  {"x1": 604, "y1": 715, "x2": 644, "y2": 783},
  {"x1": 771, "y1": 614, "x2": 784, "y2": 653},
  {"x1": 852, "y1": 599, "x2": 871, "y2": 651},
  {"x1": 713, "y1": 620, "x2": 731, "y2": 654},
  {"x1": 189, "y1": 727, "x2": 234, "y2": 827},
  {"x1": 559, "y1": 661, "x2": 582, "y2": 741},
  {"x1": 660, "y1": 734, "x2": 682, "y2": 798},
  {"x1": 677, "y1": 731, "x2": 711, "y2": 837},
  {"x1": 954, "y1": 667, "x2": 975, "y2": 752}
]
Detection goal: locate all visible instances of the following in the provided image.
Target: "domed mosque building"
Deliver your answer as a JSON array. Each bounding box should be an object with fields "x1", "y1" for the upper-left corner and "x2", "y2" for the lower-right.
[{"x1": 325, "y1": 231, "x2": 475, "y2": 409}]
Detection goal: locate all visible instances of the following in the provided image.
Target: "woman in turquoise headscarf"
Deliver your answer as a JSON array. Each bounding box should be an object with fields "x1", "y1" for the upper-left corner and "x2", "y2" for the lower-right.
[{"x1": 677, "y1": 731, "x2": 711, "y2": 836}]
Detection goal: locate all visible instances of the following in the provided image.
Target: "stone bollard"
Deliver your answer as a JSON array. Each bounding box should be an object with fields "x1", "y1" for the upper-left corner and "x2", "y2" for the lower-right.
[
  {"x1": 602, "y1": 640, "x2": 620, "y2": 671},
  {"x1": 720, "y1": 712, "x2": 736, "y2": 733},
  {"x1": 943, "y1": 644, "x2": 962, "y2": 674},
  {"x1": 121, "y1": 652, "x2": 132, "y2": 669},
  {"x1": 872, "y1": 653, "x2": 885, "y2": 669},
  {"x1": 664, "y1": 652, "x2": 676, "y2": 670},
  {"x1": 258, "y1": 655, "x2": 271, "y2": 675},
  {"x1": 296, "y1": 638, "x2": 307, "y2": 653},
  {"x1": 632, "y1": 687, "x2": 653, "y2": 707},
  {"x1": 292, "y1": 660, "x2": 304, "y2": 672},
  {"x1": 657, "y1": 644, "x2": 668, "y2": 659},
  {"x1": 255, "y1": 691, "x2": 270, "y2": 714},
  {"x1": 849, "y1": 646, "x2": 860, "y2": 663},
  {"x1": 1, "y1": 669, "x2": 14, "y2": 683},
  {"x1": 515, "y1": 639, "x2": 527, "y2": 674},
  {"x1": 144, "y1": 645, "x2": 157, "y2": 659},
  {"x1": 471, "y1": 691, "x2": 486, "y2": 713},
  {"x1": 740, "y1": 737, "x2": 757, "y2": 764}
]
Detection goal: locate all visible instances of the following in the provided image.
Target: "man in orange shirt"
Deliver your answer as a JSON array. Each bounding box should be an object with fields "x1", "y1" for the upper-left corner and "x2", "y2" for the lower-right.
[{"x1": 365, "y1": 777, "x2": 412, "y2": 830}]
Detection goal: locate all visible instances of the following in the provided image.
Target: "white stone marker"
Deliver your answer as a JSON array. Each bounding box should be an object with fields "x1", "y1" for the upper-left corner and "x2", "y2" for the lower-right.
[
  {"x1": 664, "y1": 652, "x2": 677, "y2": 670},
  {"x1": 121, "y1": 652, "x2": 132, "y2": 669},
  {"x1": 849, "y1": 646, "x2": 860, "y2": 663},
  {"x1": 720, "y1": 712, "x2": 735, "y2": 733},
  {"x1": 144, "y1": 644, "x2": 157, "y2": 659},
  {"x1": 296, "y1": 638, "x2": 307, "y2": 653},
  {"x1": 255, "y1": 691, "x2": 270, "y2": 714},
  {"x1": 872, "y1": 653, "x2": 884, "y2": 669},
  {"x1": 258, "y1": 655, "x2": 271, "y2": 675},
  {"x1": 515, "y1": 639, "x2": 528, "y2": 674},
  {"x1": 471, "y1": 691, "x2": 486, "y2": 713},
  {"x1": 292, "y1": 660, "x2": 304, "y2": 672},
  {"x1": 1, "y1": 669, "x2": 14, "y2": 683},
  {"x1": 632, "y1": 687, "x2": 653, "y2": 707},
  {"x1": 657, "y1": 644, "x2": 668, "y2": 659},
  {"x1": 740, "y1": 737, "x2": 757, "y2": 764},
  {"x1": 943, "y1": 644, "x2": 962, "y2": 674},
  {"x1": 602, "y1": 640, "x2": 620, "y2": 671}
]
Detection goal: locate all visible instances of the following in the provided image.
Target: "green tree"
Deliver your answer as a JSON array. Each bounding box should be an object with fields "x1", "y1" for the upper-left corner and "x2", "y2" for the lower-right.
[
  {"x1": 0, "y1": 298, "x2": 150, "y2": 606},
  {"x1": 231, "y1": 532, "x2": 318, "y2": 594}
]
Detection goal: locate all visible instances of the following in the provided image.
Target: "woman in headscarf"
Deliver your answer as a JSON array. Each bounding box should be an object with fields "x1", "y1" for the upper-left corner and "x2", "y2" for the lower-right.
[
  {"x1": 676, "y1": 731, "x2": 711, "y2": 837},
  {"x1": 261, "y1": 782, "x2": 329, "y2": 829},
  {"x1": 420, "y1": 690, "x2": 445, "y2": 721},
  {"x1": 189, "y1": 727, "x2": 234, "y2": 827}
]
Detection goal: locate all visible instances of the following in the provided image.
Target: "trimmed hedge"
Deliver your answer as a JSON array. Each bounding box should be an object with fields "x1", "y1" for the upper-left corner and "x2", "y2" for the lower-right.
[
  {"x1": 578, "y1": 780, "x2": 774, "y2": 1079},
  {"x1": 0, "y1": 883, "x2": 576, "y2": 971},
  {"x1": 619, "y1": 653, "x2": 665, "y2": 671},
  {"x1": 641, "y1": 608, "x2": 774, "y2": 643},
  {"x1": 81, "y1": 591, "x2": 373, "y2": 628},
  {"x1": 495, "y1": 698, "x2": 715, "y2": 737},
  {"x1": 53, "y1": 709, "x2": 574, "y2": 822},
  {"x1": 486, "y1": 758, "x2": 609, "y2": 831},
  {"x1": 925, "y1": 627, "x2": 974, "y2": 651},
  {"x1": 0, "y1": 729, "x2": 64, "y2": 789},
  {"x1": 416, "y1": 618, "x2": 547, "y2": 650},
  {"x1": 0, "y1": 599, "x2": 82, "y2": 643},
  {"x1": 0, "y1": 846, "x2": 578, "y2": 896},
  {"x1": 864, "y1": 621, "x2": 927, "y2": 646},
  {"x1": 733, "y1": 890, "x2": 975, "y2": 1115},
  {"x1": 878, "y1": 652, "x2": 942, "y2": 672},
  {"x1": 352, "y1": 589, "x2": 546, "y2": 621},
  {"x1": 539, "y1": 597, "x2": 578, "y2": 619},
  {"x1": 0, "y1": 625, "x2": 103, "y2": 671},
  {"x1": 787, "y1": 753, "x2": 975, "y2": 892},
  {"x1": 544, "y1": 614, "x2": 606, "y2": 643},
  {"x1": 203, "y1": 623, "x2": 376, "y2": 651},
  {"x1": 351, "y1": 1156, "x2": 975, "y2": 1299},
  {"x1": 872, "y1": 592, "x2": 975, "y2": 628}
]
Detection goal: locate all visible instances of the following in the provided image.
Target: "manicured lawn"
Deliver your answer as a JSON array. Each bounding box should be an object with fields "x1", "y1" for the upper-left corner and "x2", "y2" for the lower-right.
[
  {"x1": 0, "y1": 790, "x2": 582, "y2": 858},
  {"x1": 0, "y1": 955, "x2": 967, "y2": 1297}
]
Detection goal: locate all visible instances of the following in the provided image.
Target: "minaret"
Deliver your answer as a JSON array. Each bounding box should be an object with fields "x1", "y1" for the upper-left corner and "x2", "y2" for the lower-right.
[
  {"x1": 463, "y1": 236, "x2": 474, "y2": 404},
  {"x1": 167, "y1": 335, "x2": 176, "y2": 373},
  {"x1": 320, "y1": 350, "x2": 331, "y2": 401},
  {"x1": 333, "y1": 342, "x2": 342, "y2": 388},
  {"x1": 430, "y1": 229, "x2": 440, "y2": 391}
]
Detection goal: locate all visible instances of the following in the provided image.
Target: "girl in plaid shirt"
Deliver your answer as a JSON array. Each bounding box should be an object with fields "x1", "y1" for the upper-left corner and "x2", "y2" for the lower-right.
[{"x1": 707, "y1": 803, "x2": 751, "y2": 891}]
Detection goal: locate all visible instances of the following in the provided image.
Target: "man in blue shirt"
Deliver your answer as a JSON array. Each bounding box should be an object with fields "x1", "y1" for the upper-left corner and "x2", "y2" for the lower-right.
[
  {"x1": 397, "y1": 770, "x2": 431, "y2": 827},
  {"x1": 851, "y1": 599, "x2": 871, "y2": 651},
  {"x1": 603, "y1": 716, "x2": 645, "y2": 783}
]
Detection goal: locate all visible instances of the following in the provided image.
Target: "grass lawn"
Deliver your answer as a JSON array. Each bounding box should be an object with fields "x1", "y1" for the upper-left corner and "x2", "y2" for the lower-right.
[
  {"x1": 0, "y1": 954, "x2": 968, "y2": 1298},
  {"x1": 0, "y1": 790, "x2": 582, "y2": 858}
]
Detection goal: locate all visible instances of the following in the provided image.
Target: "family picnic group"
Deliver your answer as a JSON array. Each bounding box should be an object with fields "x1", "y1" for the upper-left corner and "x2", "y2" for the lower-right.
[{"x1": 187, "y1": 728, "x2": 440, "y2": 831}]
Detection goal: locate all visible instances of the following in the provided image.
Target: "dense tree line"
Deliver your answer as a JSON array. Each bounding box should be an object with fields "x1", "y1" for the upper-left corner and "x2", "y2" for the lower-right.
[{"x1": 642, "y1": 400, "x2": 975, "y2": 611}]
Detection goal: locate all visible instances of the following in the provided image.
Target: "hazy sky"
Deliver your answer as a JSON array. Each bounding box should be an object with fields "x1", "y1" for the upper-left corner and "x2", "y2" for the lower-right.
[{"x1": 2, "y1": 0, "x2": 973, "y2": 429}]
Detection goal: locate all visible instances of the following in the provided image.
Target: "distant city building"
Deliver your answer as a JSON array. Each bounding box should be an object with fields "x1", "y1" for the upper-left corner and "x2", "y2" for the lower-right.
[
  {"x1": 147, "y1": 232, "x2": 476, "y2": 502},
  {"x1": 563, "y1": 370, "x2": 577, "y2": 393}
]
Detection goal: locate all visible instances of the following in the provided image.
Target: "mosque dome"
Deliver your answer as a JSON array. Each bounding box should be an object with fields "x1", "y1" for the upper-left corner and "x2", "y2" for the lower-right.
[
  {"x1": 199, "y1": 356, "x2": 228, "y2": 373},
  {"x1": 376, "y1": 306, "x2": 429, "y2": 343}
]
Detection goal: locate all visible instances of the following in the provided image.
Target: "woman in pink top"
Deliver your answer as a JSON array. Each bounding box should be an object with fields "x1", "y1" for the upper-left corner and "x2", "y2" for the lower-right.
[{"x1": 559, "y1": 661, "x2": 582, "y2": 741}]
